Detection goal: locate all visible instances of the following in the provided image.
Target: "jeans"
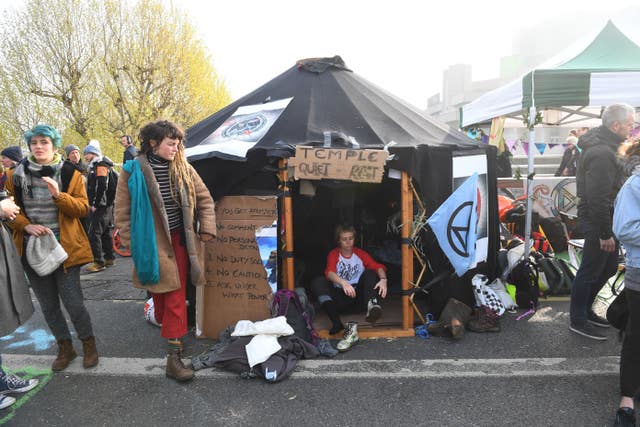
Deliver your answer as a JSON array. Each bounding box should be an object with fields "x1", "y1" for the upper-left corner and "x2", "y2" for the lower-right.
[
  {"x1": 621, "y1": 288, "x2": 640, "y2": 397},
  {"x1": 23, "y1": 262, "x2": 94, "y2": 341},
  {"x1": 569, "y1": 224, "x2": 618, "y2": 325}
]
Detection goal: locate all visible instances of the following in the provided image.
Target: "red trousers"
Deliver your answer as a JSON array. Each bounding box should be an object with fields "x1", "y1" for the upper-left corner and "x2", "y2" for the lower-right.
[{"x1": 152, "y1": 229, "x2": 189, "y2": 339}]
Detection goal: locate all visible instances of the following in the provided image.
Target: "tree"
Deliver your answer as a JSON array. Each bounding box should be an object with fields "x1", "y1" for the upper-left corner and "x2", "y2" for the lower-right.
[
  {"x1": 0, "y1": 0, "x2": 230, "y2": 162},
  {"x1": 101, "y1": 0, "x2": 230, "y2": 139}
]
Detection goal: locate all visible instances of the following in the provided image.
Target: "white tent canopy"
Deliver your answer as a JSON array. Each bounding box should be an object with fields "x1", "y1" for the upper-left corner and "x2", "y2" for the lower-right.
[
  {"x1": 460, "y1": 18, "x2": 640, "y2": 263},
  {"x1": 460, "y1": 20, "x2": 640, "y2": 127}
]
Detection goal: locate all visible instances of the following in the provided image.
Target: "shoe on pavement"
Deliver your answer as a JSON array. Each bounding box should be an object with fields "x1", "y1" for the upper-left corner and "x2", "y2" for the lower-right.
[
  {"x1": 0, "y1": 374, "x2": 39, "y2": 394},
  {"x1": 613, "y1": 407, "x2": 635, "y2": 427},
  {"x1": 337, "y1": 322, "x2": 359, "y2": 352},
  {"x1": 587, "y1": 311, "x2": 610, "y2": 328},
  {"x1": 467, "y1": 306, "x2": 501, "y2": 333},
  {"x1": 104, "y1": 259, "x2": 116, "y2": 267},
  {"x1": 317, "y1": 339, "x2": 339, "y2": 358},
  {"x1": 0, "y1": 395, "x2": 15, "y2": 410},
  {"x1": 85, "y1": 263, "x2": 106, "y2": 273},
  {"x1": 569, "y1": 322, "x2": 607, "y2": 341},
  {"x1": 365, "y1": 298, "x2": 382, "y2": 324}
]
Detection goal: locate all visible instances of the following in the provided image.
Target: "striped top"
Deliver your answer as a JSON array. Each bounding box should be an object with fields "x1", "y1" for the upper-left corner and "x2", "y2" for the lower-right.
[
  {"x1": 22, "y1": 174, "x2": 60, "y2": 238},
  {"x1": 147, "y1": 153, "x2": 183, "y2": 230}
]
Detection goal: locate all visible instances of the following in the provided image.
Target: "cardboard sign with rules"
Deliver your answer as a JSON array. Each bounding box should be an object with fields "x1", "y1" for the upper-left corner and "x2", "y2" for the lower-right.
[{"x1": 288, "y1": 147, "x2": 388, "y2": 183}]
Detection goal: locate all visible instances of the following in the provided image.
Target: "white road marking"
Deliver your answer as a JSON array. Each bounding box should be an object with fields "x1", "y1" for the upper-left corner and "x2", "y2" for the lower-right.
[{"x1": 2, "y1": 354, "x2": 620, "y2": 379}]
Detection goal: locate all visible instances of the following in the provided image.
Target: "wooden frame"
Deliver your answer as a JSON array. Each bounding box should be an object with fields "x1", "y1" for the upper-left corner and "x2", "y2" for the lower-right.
[{"x1": 279, "y1": 159, "x2": 415, "y2": 338}]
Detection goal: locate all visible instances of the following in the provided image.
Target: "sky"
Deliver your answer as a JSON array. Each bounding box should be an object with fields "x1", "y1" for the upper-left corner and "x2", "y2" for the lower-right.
[
  {"x1": 1, "y1": 0, "x2": 639, "y2": 109},
  {"x1": 175, "y1": 0, "x2": 640, "y2": 109}
]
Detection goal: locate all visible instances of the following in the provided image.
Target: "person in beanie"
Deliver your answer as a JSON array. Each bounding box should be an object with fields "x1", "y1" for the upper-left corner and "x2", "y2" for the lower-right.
[
  {"x1": 0, "y1": 146, "x2": 23, "y2": 170},
  {"x1": 1, "y1": 146, "x2": 24, "y2": 195},
  {"x1": 83, "y1": 142, "x2": 116, "y2": 272},
  {"x1": 114, "y1": 120, "x2": 216, "y2": 382},
  {"x1": 5, "y1": 124, "x2": 99, "y2": 372},
  {"x1": 64, "y1": 144, "x2": 87, "y2": 175}
]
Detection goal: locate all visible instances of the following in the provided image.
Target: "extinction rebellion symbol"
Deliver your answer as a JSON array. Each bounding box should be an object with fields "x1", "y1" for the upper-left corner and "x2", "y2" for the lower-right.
[
  {"x1": 447, "y1": 201, "x2": 474, "y2": 257},
  {"x1": 222, "y1": 114, "x2": 268, "y2": 139}
]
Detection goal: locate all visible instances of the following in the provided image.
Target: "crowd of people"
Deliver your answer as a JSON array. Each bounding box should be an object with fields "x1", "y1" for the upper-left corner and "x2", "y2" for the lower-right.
[{"x1": 0, "y1": 106, "x2": 638, "y2": 425}]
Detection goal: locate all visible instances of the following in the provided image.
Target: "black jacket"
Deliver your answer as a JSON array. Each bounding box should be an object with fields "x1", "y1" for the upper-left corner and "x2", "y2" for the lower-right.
[
  {"x1": 87, "y1": 157, "x2": 114, "y2": 208},
  {"x1": 575, "y1": 126, "x2": 625, "y2": 239}
]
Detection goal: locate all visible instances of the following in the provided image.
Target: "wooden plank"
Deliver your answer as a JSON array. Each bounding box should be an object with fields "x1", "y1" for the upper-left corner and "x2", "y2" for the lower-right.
[
  {"x1": 401, "y1": 172, "x2": 413, "y2": 330},
  {"x1": 318, "y1": 327, "x2": 416, "y2": 339},
  {"x1": 279, "y1": 159, "x2": 295, "y2": 291}
]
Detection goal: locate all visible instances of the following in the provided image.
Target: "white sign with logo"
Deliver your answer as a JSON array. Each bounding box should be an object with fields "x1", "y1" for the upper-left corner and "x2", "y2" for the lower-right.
[{"x1": 186, "y1": 97, "x2": 293, "y2": 159}]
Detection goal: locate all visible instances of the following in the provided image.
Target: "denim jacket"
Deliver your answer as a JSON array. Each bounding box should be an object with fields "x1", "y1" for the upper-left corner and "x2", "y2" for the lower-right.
[{"x1": 614, "y1": 172, "x2": 640, "y2": 269}]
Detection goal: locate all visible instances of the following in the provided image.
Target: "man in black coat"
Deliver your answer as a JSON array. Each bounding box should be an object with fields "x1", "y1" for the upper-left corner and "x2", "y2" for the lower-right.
[
  {"x1": 83, "y1": 144, "x2": 116, "y2": 273},
  {"x1": 570, "y1": 103, "x2": 636, "y2": 340}
]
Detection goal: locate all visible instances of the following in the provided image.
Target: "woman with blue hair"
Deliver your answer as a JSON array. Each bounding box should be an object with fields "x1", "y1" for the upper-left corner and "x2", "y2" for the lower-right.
[{"x1": 5, "y1": 124, "x2": 99, "y2": 372}]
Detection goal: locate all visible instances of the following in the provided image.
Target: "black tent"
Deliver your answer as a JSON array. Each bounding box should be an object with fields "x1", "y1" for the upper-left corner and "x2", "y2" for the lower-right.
[{"x1": 186, "y1": 57, "x2": 499, "y2": 333}]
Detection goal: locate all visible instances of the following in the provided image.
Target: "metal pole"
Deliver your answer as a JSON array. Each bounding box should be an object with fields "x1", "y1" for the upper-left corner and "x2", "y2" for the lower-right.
[{"x1": 523, "y1": 70, "x2": 536, "y2": 261}]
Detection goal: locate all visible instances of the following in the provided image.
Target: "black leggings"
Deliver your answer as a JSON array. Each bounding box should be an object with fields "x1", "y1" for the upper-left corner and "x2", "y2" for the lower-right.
[
  {"x1": 311, "y1": 269, "x2": 378, "y2": 313},
  {"x1": 621, "y1": 287, "x2": 640, "y2": 398}
]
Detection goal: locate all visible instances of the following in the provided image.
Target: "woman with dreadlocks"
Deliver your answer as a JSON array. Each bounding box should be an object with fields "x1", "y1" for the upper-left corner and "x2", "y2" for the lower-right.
[{"x1": 114, "y1": 120, "x2": 216, "y2": 382}]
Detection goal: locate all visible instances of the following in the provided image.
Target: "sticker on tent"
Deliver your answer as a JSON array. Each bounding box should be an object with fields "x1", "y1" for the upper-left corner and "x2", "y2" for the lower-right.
[
  {"x1": 185, "y1": 97, "x2": 292, "y2": 159},
  {"x1": 288, "y1": 147, "x2": 388, "y2": 183}
]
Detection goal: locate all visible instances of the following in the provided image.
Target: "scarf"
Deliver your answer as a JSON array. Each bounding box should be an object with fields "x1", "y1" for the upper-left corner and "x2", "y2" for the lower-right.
[{"x1": 123, "y1": 159, "x2": 159, "y2": 285}]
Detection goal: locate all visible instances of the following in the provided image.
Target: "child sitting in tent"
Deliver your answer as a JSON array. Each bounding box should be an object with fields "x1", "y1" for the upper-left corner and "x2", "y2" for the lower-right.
[{"x1": 310, "y1": 224, "x2": 387, "y2": 352}]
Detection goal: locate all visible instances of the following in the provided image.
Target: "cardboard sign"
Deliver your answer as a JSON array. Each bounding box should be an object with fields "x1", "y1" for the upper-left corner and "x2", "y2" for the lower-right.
[
  {"x1": 196, "y1": 196, "x2": 277, "y2": 338},
  {"x1": 288, "y1": 147, "x2": 387, "y2": 182}
]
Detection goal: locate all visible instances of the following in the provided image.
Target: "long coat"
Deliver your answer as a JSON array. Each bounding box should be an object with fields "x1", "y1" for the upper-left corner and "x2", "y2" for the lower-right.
[
  {"x1": 0, "y1": 223, "x2": 34, "y2": 336},
  {"x1": 114, "y1": 155, "x2": 216, "y2": 293}
]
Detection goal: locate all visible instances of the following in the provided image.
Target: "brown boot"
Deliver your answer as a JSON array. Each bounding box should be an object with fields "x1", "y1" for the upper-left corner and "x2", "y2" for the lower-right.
[
  {"x1": 166, "y1": 349, "x2": 194, "y2": 382},
  {"x1": 52, "y1": 339, "x2": 77, "y2": 371},
  {"x1": 81, "y1": 336, "x2": 99, "y2": 368},
  {"x1": 428, "y1": 298, "x2": 472, "y2": 339}
]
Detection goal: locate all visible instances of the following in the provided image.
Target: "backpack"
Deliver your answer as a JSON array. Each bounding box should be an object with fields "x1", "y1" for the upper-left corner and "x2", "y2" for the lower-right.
[
  {"x1": 272, "y1": 288, "x2": 319, "y2": 345},
  {"x1": 105, "y1": 168, "x2": 118, "y2": 206},
  {"x1": 535, "y1": 254, "x2": 573, "y2": 295},
  {"x1": 507, "y1": 256, "x2": 540, "y2": 309},
  {"x1": 538, "y1": 217, "x2": 568, "y2": 253}
]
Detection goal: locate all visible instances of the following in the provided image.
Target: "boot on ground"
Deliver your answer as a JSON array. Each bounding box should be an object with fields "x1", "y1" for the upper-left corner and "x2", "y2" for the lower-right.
[
  {"x1": 81, "y1": 336, "x2": 99, "y2": 368},
  {"x1": 52, "y1": 339, "x2": 77, "y2": 371},
  {"x1": 166, "y1": 349, "x2": 194, "y2": 382}
]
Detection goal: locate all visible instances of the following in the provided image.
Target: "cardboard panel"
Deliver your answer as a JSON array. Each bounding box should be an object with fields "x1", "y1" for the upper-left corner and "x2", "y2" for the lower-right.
[
  {"x1": 288, "y1": 147, "x2": 387, "y2": 182},
  {"x1": 196, "y1": 196, "x2": 277, "y2": 338}
]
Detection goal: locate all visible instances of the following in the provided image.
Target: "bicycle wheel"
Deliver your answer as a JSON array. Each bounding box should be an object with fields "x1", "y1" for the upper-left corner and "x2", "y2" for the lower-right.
[{"x1": 112, "y1": 228, "x2": 131, "y2": 257}]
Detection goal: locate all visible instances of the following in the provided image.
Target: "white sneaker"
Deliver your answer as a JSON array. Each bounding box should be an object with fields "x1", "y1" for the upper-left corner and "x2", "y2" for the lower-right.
[
  {"x1": 0, "y1": 395, "x2": 15, "y2": 410},
  {"x1": 337, "y1": 322, "x2": 359, "y2": 352}
]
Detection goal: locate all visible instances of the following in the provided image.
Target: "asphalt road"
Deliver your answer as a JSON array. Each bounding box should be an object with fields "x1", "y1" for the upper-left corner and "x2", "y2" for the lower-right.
[{"x1": 0, "y1": 256, "x2": 625, "y2": 426}]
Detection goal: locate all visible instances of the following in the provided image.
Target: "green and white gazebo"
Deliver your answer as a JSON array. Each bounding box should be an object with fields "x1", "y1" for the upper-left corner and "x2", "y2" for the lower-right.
[{"x1": 460, "y1": 19, "x2": 640, "y2": 260}]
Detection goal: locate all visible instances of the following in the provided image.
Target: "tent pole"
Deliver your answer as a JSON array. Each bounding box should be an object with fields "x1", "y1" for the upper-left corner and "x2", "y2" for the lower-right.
[
  {"x1": 279, "y1": 159, "x2": 295, "y2": 291},
  {"x1": 401, "y1": 171, "x2": 413, "y2": 329},
  {"x1": 523, "y1": 106, "x2": 536, "y2": 261}
]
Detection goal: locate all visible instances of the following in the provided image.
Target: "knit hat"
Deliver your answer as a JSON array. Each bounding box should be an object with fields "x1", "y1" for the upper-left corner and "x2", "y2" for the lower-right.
[
  {"x1": 1, "y1": 146, "x2": 23, "y2": 163},
  {"x1": 566, "y1": 136, "x2": 578, "y2": 145},
  {"x1": 65, "y1": 144, "x2": 80, "y2": 158},
  {"x1": 83, "y1": 144, "x2": 101, "y2": 157},
  {"x1": 26, "y1": 230, "x2": 68, "y2": 276}
]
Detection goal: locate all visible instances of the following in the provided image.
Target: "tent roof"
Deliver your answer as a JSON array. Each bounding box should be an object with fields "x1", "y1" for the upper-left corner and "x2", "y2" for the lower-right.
[
  {"x1": 558, "y1": 21, "x2": 640, "y2": 70},
  {"x1": 461, "y1": 20, "x2": 640, "y2": 127},
  {"x1": 186, "y1": 56, "x2": 479, "y2": 162}
]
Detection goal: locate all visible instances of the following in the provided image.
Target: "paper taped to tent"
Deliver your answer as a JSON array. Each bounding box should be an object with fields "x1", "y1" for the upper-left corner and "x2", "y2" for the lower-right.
[{"x1": 185, "y1": 56, "x2": 499, "y2": 338}]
